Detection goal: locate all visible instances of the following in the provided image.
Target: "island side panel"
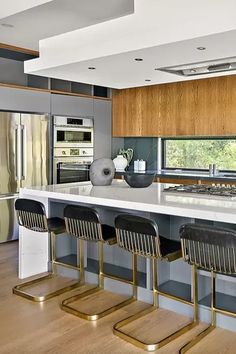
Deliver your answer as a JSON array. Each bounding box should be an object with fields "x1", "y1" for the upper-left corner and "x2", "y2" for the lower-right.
[{"x1": 18, "y1": 191, "x2": 49, "y2": 279}]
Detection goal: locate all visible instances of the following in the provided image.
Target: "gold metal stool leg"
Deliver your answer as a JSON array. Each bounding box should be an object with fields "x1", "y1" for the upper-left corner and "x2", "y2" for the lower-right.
[
  {"x1": 61, "y1": 241, "x2": 137, "y2": 320},
  {"x1": 113, "y1": 261, "x2": 199, "y2": 351},
  {"x1": 179, "y1": 270, "x2": 216, "y2": 353},
  {"x1": 12, "y1": 232, "x2": 81, "y2": 302}
]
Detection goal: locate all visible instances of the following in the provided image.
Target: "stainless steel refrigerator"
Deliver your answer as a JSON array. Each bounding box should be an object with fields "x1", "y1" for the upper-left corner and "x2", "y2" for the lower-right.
[{"x1": 0, "y1": 112, "x2": 49, "y2": 243}]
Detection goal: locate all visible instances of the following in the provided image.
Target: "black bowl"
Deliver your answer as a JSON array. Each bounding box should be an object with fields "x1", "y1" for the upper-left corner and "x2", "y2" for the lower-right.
[{"x1": 124, "y1": 172, "x2": 155, "y2": 188}]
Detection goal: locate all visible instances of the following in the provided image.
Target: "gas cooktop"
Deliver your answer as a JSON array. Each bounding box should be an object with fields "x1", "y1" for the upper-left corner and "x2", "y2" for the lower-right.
[{"x1": 163, "y1": 184, "x2": 236, "y2": 198}]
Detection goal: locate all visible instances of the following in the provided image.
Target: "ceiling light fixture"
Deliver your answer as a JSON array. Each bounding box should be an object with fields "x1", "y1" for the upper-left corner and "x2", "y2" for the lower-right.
[
  {"x1": 134, "y1": 58, "x2": 143, "y2": 61},
  {"x1": 197, "y1": 46, "x2": 206, "y2": 51},
  {"x1": 88, "y1": 67, "x2": 96, "y2": 70},
  {"x1": 1, "y1": 23, "x2": 14, "y2": 28}
]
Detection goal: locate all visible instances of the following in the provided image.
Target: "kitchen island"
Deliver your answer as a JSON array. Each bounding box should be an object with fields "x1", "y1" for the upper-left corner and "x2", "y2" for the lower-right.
[{"x1": 18, "y1": 180, "x2": 236, "y2": 331}]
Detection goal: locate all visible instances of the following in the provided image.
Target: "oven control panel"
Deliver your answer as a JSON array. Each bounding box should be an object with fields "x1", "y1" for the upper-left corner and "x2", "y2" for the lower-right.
[{"x1": 54, "y1": 147, "x2": 94, "y2": 157}]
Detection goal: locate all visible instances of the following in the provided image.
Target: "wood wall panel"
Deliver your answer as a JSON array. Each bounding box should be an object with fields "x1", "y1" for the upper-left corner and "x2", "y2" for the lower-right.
[{"x1": 112, "y1": 75, "x2": 236, "y2": 137}]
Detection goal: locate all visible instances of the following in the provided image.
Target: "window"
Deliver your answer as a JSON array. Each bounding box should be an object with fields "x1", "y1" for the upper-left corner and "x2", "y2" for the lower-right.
[{"x1": 163, "y1": 138, "x2": 236, "y2": 171}]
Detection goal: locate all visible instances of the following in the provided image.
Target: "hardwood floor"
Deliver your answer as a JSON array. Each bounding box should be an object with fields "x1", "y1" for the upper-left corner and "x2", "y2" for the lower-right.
[{"x1": 0, "y1": 242, "x2": 235, "y2": 354}]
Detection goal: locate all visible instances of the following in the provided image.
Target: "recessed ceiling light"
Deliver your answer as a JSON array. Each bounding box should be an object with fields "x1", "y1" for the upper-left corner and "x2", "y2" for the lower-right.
[
  {"x1": 197, "y1": 46, "x2": 206, "y2": 51},
  {"x1": 88, "y1": 67, "x2": 96, "y2": 70},
  {"x1": 134, "y1": 58, "x2": 143, "y2": 61},
  {"x1": 1, "y1": 23, "x2": 14, "y2": 28},
  {"x1": 145, "y1": 79, "x2": 151, "y2": 82}
]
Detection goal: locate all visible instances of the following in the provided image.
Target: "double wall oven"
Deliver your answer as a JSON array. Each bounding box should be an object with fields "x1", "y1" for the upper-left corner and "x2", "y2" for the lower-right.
[{"x1": 53, "y1": 116, "x2": 94, "y2": 184}]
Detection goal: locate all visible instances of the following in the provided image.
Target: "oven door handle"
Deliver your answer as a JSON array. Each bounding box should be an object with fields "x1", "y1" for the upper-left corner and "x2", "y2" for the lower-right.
[{"x1": 58, "y1": 164, "x2": 90, "y2": 171}]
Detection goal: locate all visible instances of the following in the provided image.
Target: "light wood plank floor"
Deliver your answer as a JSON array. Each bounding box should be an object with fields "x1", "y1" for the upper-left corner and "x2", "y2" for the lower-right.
[{"x1": 0, "y1": 242, "x2": 236, "y2": 354}]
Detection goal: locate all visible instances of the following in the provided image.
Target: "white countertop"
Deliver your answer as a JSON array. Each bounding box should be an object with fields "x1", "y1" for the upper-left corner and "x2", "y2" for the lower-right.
[{"x1": 20, "y1": 180, "x2": 236, "y2": 224}]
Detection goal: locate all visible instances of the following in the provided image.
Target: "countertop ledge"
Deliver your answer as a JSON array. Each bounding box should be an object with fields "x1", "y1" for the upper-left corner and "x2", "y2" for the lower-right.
[{"x1": 21, "y1": 180, "x2": 236, "y2": 224}]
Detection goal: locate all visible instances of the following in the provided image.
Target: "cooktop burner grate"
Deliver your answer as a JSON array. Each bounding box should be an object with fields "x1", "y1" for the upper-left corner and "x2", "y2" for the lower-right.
[{"x1": 163, "y1": 184, "x2": 236, "y2": 198}]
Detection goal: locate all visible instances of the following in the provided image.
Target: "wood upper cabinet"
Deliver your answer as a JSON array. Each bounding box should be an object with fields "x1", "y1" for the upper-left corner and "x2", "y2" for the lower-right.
[
  {"x1": 112, "y1": 88, "x2": 142, "y2": 136},
  {"x1": 193, "y1": 76, "x2": 236, "y2": 136},
  {"x1": 112, "y1": 75, "x2": 236, "y2": 137},
  {"x1": 158, "y1": 81, "x2": 195, "y2": 136}
]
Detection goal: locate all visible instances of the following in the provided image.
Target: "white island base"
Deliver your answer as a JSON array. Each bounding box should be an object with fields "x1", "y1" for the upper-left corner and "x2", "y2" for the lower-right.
[{"x1": 19, "y1": 180, "x2": 236, "y2": 332}]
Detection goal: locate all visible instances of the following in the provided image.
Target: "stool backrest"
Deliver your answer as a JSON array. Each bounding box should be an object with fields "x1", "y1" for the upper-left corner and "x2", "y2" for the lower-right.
[
  {"x1": 115, "y1": 214, "x2": 161, "y2": 258},
  {"x1": 180, "y1": 223, "x2": 236, "y2": 275},
  {"x1": 64, "y1": 205, "x2": 103, "y2": 241},
  {"x1": 15, "y1": 198, "x2": 48, "y2": 232}
]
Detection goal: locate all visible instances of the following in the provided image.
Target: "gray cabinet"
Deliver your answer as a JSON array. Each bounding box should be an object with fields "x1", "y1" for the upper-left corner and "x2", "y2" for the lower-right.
[
  {"x1": 94, "y1": 99, "x2": 112, "y2": 159},
  {"x1": 51, "y1": 94, "x2": 94, "y2": 117},
  {"x1": 0, "y1": 87, "x2": 50, "y2": 113},
  {"x1": 0, "y1": 87, "x2": 112, "y2": 160}
]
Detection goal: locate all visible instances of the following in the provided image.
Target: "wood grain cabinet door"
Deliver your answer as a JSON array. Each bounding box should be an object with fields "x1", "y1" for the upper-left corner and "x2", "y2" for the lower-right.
[
  {"x1": 140, "y1": 85, "x2": 160, "y2": 136},
  {"x1": 112, "y1": 88, "x2": 142, "y2": 137},
  {"x1": 193, "y1": 76, "x2": 236, "y2": 136},
  {"x1": 158, "y1": 82, "x2": 195, "y2": 137},
  {"x1": 112, "y1": 75, "x2": 236, "y2": 138}
]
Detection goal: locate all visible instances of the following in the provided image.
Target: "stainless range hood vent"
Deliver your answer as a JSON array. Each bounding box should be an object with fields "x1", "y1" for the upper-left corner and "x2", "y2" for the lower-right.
[
  {"x1": 208, "y1": 63, "x2": 231, "y2": 71},
  {"x1": 159, "y1": 58, "x2": 236, "y2": 77}
]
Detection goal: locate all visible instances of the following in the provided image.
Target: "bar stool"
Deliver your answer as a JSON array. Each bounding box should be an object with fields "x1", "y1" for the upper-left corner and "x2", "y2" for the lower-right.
[
  {"x1": 179, "y1": 223, "x2": 236, "y2": 353},
  {"x1": 113, "y1": 214, "x2": 199, "y2": 351},
  {"x1": 13, "y1": 198, "x2": 79, "y2": 302},
  {"x1": 61, "y1": 205, "x2": 137, "y2": 321}
]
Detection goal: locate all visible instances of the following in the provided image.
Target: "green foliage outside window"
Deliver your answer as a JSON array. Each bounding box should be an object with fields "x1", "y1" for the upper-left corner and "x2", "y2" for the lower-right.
[{"x1": 164, "y1": 139, "x2": 236, "y2": 170}]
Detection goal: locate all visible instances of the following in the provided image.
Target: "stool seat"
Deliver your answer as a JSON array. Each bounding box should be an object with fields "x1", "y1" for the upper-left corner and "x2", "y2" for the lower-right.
[
  {"x1": 101, "y1": 224, "x2": 117, "y2": 244},
  {"x1": 159, "y1": 236, "x2": 181, "y2": 259},
  {"x1": 47, "y1": 217, "x2": 65, "y2": 233}
]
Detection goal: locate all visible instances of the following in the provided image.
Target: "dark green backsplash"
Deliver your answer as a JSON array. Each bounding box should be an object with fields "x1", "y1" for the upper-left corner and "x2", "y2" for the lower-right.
[{"x1": 124, "y1": 138, "x2": 158, "y2": 169}]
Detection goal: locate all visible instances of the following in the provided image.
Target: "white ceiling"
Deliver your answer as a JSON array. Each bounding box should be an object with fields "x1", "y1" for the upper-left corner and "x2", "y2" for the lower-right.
[
  {"x1": 24, "y1": 0, "x2": 236, "y2": 88},
  {"x1": 0, "y1": 0, "x2": 52, "y2": 19},
  {"x1": 24, "y1": 30, "x2": 236, "y2": 88},
  {"x1": 0, "y1": 0, "x2": 134, "y2": 50},
  {"x1": 1, "y1": 0, "x2": 236, "y2": 89}
]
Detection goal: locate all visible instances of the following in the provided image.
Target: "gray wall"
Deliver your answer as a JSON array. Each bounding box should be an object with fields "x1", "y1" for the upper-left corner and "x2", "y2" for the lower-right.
[{"x1": 0, "y1": 58, "x2": 27, "y2": 86}]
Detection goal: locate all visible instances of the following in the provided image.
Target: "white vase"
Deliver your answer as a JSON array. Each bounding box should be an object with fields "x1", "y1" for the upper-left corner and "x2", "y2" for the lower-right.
[{"x1": 113, "y1": 155, "x2": 128, "y2": 171}]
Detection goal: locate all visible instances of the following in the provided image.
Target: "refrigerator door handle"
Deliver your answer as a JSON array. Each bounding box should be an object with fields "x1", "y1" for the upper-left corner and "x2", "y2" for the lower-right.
[
  {"x1": 15, "y1": 126, "x2": 22, "y2": 181},
  {"x1": 0, "y1": 193, "x2": 19, "y2": 200},
  {"x1": 21, "y1": 125, "x2": 26, "y2": 180}
]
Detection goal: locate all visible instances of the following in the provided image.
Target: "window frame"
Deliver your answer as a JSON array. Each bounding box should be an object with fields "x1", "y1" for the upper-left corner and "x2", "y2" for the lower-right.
[{"x1": 161, "y1": 136, "x2": 236, "y2": 173}]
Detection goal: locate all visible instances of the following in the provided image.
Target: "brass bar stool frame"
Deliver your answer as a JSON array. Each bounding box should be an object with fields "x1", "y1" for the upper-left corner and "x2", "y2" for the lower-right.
[
  {"x1": 113, "y1": 214, "x2": 199, "y2": 352},
  {"x1": 13, "y1": 199, "x2": 80, "y2": 302},
  {"x1": 179, "y1": 223, "x2": 236, "y2": 354},
  {"x1": 61, "y1": 205, "x2": 137, "y2": 321}
]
